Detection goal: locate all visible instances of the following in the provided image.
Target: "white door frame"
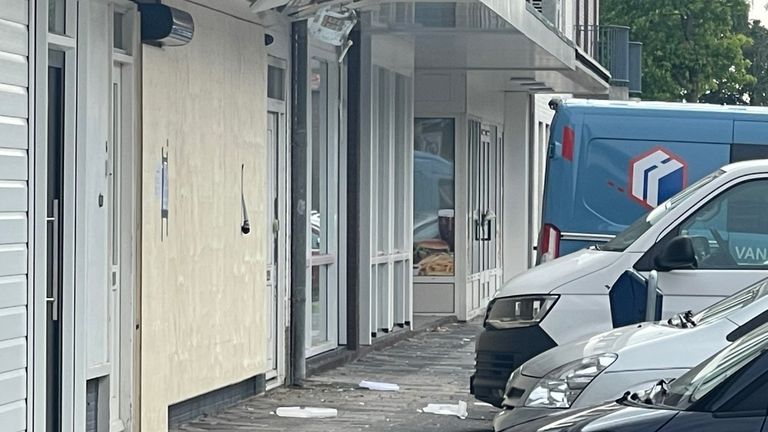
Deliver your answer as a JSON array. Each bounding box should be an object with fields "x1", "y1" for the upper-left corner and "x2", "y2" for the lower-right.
[
  {"x1": 306, "y1": 40, "x2": 346, "y2": 357},
  {"x1": 265, "y1": 22, "x2": 291, "y2": 388},
  {"x1": 266, "y1": 59, "x2": 289, "y2": 388}
]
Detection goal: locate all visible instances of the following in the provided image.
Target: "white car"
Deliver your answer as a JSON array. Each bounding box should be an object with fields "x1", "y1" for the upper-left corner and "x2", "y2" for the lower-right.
[
  {"x1": 493, "y1": 276, "x2": 768, "y2": 431},
  {"x1": 472, "y1": 160, "x2": 768, "y2": 406}
]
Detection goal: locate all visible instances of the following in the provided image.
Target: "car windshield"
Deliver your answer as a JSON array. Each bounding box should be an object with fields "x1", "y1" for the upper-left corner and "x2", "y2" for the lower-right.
[
  {"x1": 600, "y1": 171, "x2": 723, "y2": 252},
  {"x1": 690, "y1": 278, "x2": 768, "y2": 326},
  {"x1": 657, "y1": 324, "x2": 768, "y2": 410}
]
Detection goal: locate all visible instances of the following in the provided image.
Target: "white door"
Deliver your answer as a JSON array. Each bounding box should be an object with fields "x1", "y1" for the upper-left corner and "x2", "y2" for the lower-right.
[
  {"x1": 467, "y1": 122, "x2": 503, "y2": 315},
  {"x1": 266, "y1": 109, "x2": 286, "y2": 382},
  {"x1": 655, "y1": 177, "x2": 768, "y2": 315},
  {"x1": 307, "y1": 52, "x2": 342, "y2": 356}
]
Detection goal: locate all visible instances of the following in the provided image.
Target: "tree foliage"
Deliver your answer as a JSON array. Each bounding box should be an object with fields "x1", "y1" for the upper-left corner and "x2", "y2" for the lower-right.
[{"x1": 601, "y1": 0, "x2": 756, "y2": 103}]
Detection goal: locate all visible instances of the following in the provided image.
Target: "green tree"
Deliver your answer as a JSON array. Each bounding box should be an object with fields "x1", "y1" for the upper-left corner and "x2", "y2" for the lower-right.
[
  {"x1": 601, "y1": 0, "x2": 755, "y2": 102},
  {"x1": 744, "y1": 21, "x2": 768, "y2": 105}
]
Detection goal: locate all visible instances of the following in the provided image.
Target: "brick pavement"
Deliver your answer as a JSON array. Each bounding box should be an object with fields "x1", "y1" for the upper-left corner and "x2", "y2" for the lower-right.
[{"x1": 175, "y1": 320, "x2": 498, "y2": 432}]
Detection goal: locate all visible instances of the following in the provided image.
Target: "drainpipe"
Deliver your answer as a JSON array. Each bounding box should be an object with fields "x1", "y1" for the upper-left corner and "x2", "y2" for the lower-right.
[{"x1": 289, "y1": 20, "x2": 308, "y2": 386}]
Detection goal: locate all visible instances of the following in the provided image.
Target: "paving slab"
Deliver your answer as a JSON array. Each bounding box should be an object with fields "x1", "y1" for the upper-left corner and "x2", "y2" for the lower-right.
[{"x1": 175, "y1": 320, "x2": 499, "y2": 432}]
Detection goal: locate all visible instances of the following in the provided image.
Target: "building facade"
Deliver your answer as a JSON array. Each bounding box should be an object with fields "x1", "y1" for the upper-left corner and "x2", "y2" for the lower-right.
[{"x1": 0, "y1": 0, "x2": 626, "y2": 430}]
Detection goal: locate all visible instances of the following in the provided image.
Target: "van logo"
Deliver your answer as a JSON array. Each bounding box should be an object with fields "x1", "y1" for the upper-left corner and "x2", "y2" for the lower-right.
[{"x1": 629, "y1": 148, "x2": 687, "y2": 208}]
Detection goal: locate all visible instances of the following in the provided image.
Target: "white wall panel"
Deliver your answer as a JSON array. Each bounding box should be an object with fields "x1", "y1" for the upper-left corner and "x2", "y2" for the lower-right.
[
  {"x1": 0, "y1": 0, "x2": 27, "y2": 428},
  {"x1": 0, "y1": 400, "x2": 25, "y2": 432},
  {"x1": 0, "y1": 215, "x2": 25, "y2": 244},
  {"x1": 0, "y1": 117, "x2": 26, "y2": 149},
  {"x1": 0, "y1": 19, "x2": 26, "y2": 56},
  {"x1": 0, "y1": 0, "x2": 28, "y2": 25},
  {"x1": 0, "y1": 150, "x2": 27, "y2": 180},
  {"x1": 0, "y1": 339, "x2": 25, "y2": 374},
  {"x1": 0, "y1": 84, "x2": 27, "y2": 118},
  {"x1": 0, "y1": 276, "x2": 25, "y2": 309},
  {"x1": 0, "y1": 370, "x2": 25, "y2": 406},
  {"x1": 0, "y1": 53, "x2": 27, "y2": 87},
  {"x1": 0, "y1": 182, "x2": 26, "y2": 212},
  {"x1": 0, "y1": 307, "x2": 25, "y2": 342},
  {"x1": 0, "y1": 246, "x2": 25, "y2": 277}
]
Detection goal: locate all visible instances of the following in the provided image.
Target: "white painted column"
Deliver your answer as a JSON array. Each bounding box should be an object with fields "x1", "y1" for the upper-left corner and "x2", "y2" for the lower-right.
[{"x1": 502, "y1": 92, "x2": 531, "y2": 283}]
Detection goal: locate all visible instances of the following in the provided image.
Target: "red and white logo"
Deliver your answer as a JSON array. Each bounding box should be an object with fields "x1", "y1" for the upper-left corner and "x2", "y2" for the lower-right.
[{"x1": 629, "y1": 148, "x2": 687, "y2": 208}]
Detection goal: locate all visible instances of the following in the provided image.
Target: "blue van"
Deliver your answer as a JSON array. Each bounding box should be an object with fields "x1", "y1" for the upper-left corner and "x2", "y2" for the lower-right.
[{"x1": 538, "y1": 99, "x2": 768, "y2": 263}]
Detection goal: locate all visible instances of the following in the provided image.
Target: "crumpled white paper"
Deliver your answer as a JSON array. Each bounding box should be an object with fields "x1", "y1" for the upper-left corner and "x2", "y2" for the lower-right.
[
  {"x1": 359, "y1": 380, "x2": 400, "y2": 391},
  {"x1": 422, "y1": 400, "x2": 468, "y2": 419},
  {"x1": 275, "y1": 407, "x2": 338, "y2": 418}
]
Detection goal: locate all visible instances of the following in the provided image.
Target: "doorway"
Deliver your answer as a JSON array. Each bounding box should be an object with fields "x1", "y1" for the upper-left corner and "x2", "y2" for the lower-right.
[
  {"x1": 467, "y1": 121, "x2": 503, "y2": 314},
  {"x1": 266, "y1": 55, "x2": 289, "y2": 385},
  {"x1": 307, "y1": 46, "x2": 344, "y2": 357},
  {"x1": 46, "y1": 49, "x2": 67, "y2": 432}
]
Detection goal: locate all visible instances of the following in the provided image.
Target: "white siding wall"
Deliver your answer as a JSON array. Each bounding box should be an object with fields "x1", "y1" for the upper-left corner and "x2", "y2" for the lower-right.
[{"x1": 0, "y1": 0, "x2": 29, "y2": 430}]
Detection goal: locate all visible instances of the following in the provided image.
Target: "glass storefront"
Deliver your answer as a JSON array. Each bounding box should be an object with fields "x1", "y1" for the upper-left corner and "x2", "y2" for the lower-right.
[{"x1": 413, "y1": 118, "x2": 456, "y2": 276}]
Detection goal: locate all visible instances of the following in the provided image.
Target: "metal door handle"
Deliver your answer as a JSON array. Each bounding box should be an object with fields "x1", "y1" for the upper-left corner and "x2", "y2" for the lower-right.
[{"x1": 50, "y1": 199, "x2": 60, "y2": 321}]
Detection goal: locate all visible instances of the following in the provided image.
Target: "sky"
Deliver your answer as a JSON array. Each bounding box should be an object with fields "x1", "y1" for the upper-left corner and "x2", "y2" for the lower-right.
[{"x1": 752, "y1": 0, "x2": 768, "y2": 23}]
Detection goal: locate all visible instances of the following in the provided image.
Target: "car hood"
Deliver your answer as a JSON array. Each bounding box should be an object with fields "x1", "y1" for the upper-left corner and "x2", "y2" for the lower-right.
[
  {"x1": 497, "y1": 402, "x2": 678, "y2": 432},
  {"x1": 496, "y1": 249, "x2": 622, "y2": 298},
  {"x1": 520, "y1": 322, "x2": 686, "y2": 378}
]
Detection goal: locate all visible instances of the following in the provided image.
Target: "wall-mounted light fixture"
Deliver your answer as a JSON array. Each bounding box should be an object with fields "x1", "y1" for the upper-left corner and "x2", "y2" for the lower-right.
[{"x1": 139, "y1": 4, "x2": 194, "y2": 47}]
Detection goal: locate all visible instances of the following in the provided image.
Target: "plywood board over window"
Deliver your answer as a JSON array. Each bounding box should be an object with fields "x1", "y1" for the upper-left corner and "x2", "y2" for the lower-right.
[{"x1": 139, "y1": 1, "x2": 269, "y2": 430}]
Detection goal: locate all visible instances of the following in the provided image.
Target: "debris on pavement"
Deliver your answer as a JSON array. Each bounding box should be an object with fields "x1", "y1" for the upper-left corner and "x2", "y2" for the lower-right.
[
  {"x1": 473, "y1": 401, "x2": 493, "y2": 407},
  {"x1": 359, "y1": 380, "x2": 400, "y2": 391},
  {"x1": 422, "y1": 401, "x2": 468, "y2": 419},
  {"x1": 275, "y1": 407, "x2": 338, "y2": 419}
]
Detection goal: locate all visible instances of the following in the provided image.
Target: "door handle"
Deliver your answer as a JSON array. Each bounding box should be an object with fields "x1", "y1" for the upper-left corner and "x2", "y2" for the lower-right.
[{"x1": 49, "y1": 199, "x2": 60, "y2": 321}]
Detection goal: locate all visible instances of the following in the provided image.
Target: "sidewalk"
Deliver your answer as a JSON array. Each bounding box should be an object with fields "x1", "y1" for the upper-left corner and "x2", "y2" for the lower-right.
[{"x1": 175, "y1": 320, "x2": 499, "y2": 432}]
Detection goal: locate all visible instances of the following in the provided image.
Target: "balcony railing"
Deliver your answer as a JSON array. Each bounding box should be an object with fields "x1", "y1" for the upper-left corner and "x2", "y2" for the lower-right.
[{"x1": 576, "y1": 25, "x2": 630, "y2": 86}]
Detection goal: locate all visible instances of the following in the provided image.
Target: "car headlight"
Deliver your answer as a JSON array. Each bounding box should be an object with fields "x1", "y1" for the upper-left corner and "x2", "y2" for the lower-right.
[
  {"x1": 524, "y1": 353, "x2": 618, "y2": 409},
  {"x1": 484, "y1": 295, "x2": 558, "y2": 329}
]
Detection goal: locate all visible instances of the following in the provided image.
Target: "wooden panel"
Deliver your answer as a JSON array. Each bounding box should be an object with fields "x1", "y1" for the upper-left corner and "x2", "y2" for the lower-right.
[
  {"x1": 0, "y1": 20, "x2": 27, "y2": 56},
  {"x1": 0, "y1": 276, "x2": 25, "y2": 309},
  {"x1": 0, "y1": 339, "x2": 24, "y2": 374},
  {"x1": 0, "y1": 117, "x2": 26, "y2": 149},
  {"x1": 0, "y1": 215, "x2": 25, "y2": 244},
  {"x1": 0, "y1": 307, "x2": 25, "y2": 342},
  {"x1": 0, "y1": 370, "x2": 25, "y2": 406},
  {"x1": 0, "y1": 400, "x2": 25, "y2": 432},
  {"x1": 0, "y1": 150, "x2": 27, "y2": 180},
  {"x1": 0, "y1": 246, "x2": 25, "y2": 277},
  {"x1": 0, "y1": 0, "x2": 28, "y2": 25},
  {"x1": 0, "y1": 86, "x2": 27, "y2": 118},
  {"x1": 0, "y1": 53, "x2": 27, "y2": 87},
  {"x1": 0, "y1": 182, "x2": 26, "y2": 212}
]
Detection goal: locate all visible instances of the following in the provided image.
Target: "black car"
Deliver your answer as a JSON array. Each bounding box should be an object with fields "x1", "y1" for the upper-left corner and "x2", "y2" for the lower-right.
[{"x1": 495, "y1": 321, "x2": 768, "y2": 432}]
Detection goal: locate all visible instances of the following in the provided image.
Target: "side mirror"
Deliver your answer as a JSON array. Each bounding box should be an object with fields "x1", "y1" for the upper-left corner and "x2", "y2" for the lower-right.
[{"x1": 654, "y1": 236, "x2": 697, "y2": 272}]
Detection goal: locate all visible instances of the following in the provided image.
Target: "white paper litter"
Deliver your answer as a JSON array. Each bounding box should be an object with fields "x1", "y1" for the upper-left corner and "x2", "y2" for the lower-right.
[
  {"x1": 473, "y1": 401, "x2": 493, "y2": 407},
  {"x1": 359, "y1": 380, "x2": 400, "y2": 391},
  {"x1": 422, "y1": 401, "x2": 468, "y2": 419},
  {"x1": 275, "y1": 407, "x2": 338, "y2": 419}
]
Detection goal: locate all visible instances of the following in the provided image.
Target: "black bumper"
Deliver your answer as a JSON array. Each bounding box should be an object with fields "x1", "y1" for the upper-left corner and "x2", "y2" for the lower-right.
[{"x1": 470, "y1": 325, "x2": 557, "y2": 407}]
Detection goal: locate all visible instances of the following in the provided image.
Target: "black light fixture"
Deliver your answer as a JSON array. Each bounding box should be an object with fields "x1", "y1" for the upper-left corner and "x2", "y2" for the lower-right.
[{"x1": 139, "y1": 4, "x2": 194, "y2": 47}]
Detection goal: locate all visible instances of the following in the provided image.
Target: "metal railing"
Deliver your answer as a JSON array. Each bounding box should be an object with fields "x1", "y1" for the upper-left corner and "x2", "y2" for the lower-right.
[{"x1": 575, "y1": 25, "x2": 631, "y2": 86}]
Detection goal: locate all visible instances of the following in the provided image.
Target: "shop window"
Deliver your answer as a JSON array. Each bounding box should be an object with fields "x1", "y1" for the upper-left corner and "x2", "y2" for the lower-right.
[{"x1": 413, "y1": 118, "x2": 455, "y2": 276}]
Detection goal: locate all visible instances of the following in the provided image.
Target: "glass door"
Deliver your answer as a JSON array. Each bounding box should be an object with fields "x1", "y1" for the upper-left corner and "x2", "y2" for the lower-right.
[
  {"x1": 46, "y1": 50, "x2": 66, "y2": 432},
  {"x1": 467, "y1": 122, "x2": 502, "y2": 312},
  {"x1": 307, "y1": 55, "x2": 341, "y2": 356}
]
